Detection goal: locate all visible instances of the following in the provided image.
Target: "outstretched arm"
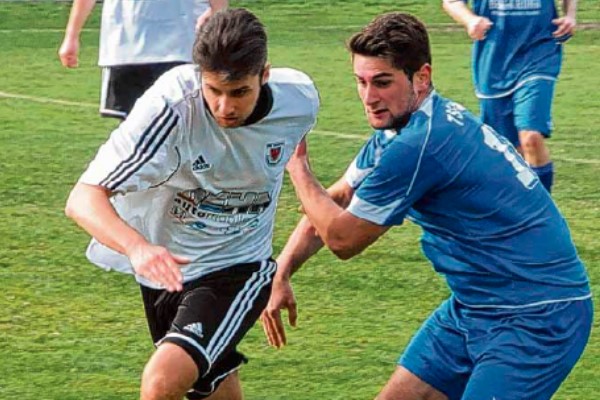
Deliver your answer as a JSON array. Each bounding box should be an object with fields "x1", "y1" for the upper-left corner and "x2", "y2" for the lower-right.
[
  {"x1": 553, "y1": 0, "x2": 577, "y2": 38},
  {"x1": 442, "y1": 0, "x2": 493, "y2": 40},
  {"x1": 58, "y1": 0, "x2": 96, "y2": 68},
  {"x1": 261, "y1": 177, "x2": 353, "y2": 348},
  {"x1": 65, "y1": 183, "x2": 186, "y2": 292}
]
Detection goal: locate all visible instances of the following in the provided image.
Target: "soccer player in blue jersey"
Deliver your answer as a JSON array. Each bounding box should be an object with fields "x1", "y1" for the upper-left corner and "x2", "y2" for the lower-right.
[
  {"x1": 260, "y1": 12, "x2": 592, "y2": 400},
  {"x1": 442, "y1": 0, "x2": 578, "y2": 193}
]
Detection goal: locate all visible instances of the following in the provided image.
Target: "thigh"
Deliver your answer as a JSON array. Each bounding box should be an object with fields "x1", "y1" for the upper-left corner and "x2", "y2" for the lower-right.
[
  {"x1": 513, "y1": 78, "x2": 556, "y2": 137},
  {"x1": 463, "y1": 299, "x2": 593, "y2": 400},
  {"x1": 398, "y1": 299, "x2": 471, "y2": 400},
  {"x1": 163, "y1": 260, "x2": 276, "y2": 398},
  {"x1": 479, "y1": 96, "x2": 519, "y2": 147}
]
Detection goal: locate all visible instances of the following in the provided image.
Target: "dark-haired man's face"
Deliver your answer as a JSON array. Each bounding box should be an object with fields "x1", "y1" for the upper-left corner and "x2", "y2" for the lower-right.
[
  {"x1": 202, "y1": 68, "x2": 269, "y2": 128},
  {"x1": 353, "y1": 54, "x2": 427, "y2": 130}
]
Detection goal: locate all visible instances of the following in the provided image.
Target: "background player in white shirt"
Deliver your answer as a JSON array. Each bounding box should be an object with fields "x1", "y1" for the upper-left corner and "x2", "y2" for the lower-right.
[
  {"x1": 65, "y1": 8, "x2": 319, "y2": 400},
  {"x1": 58, "y1": 0, "x2": 228, "y2": 119}
]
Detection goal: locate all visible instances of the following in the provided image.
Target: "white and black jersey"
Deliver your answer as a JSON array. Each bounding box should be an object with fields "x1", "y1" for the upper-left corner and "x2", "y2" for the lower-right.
[
  {"x1": 80, "y1": 65, "x2": 319, "y2": 289},
  {"x1": 98, "y1": 0, "x2": 210, "y2": 66}
]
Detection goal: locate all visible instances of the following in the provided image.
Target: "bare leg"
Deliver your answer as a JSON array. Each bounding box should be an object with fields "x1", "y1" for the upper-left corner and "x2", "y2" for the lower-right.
[
  {"x1": 205, "y1": 371, "x2": 243, "y2": 400},
  {"x1": 140, "y1": 343, "x2": 199, "y2": 400},
  {"x1": 519, "y1": 130, "x2": 550, "y2": 167},
  {"x1": 376, "y1": 366, "x2": 448, "y2": 400}
]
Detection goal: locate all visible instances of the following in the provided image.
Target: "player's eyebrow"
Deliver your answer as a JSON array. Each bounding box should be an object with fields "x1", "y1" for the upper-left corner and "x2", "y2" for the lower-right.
[{"x1": 354, "y1": 72, "x2": 394, "y2": 80}]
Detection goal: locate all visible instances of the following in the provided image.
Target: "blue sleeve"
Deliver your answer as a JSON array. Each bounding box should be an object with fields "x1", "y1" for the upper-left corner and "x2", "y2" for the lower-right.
[
  {"x1": 344, "y1": 135, "x2": 378, "y2": 189},
  {"x1": 347, "y1": 139, "x2": 446, "y2": 226}
]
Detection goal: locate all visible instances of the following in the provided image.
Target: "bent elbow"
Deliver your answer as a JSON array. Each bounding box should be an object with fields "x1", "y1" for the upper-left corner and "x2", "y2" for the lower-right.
[
  {"x1": 64, "y1": 194, "x2": 79, "y2": 221},
  {"x1": 327, "y1": 236, "x2": 362, "y2": 260}
]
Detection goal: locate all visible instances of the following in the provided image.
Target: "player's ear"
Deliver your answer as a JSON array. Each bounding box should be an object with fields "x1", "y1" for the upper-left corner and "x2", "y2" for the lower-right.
[
  {"x1": 413, "y1": 63, "x2": 432, "y2": 90},
  {"x1": 261, "y1": 63, "x2": 271, "y2": 85}
]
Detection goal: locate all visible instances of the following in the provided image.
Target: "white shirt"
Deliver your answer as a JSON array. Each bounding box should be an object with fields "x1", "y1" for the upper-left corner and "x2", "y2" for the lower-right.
[
  {"x1": 99, "y1": 0, "x2": 210, "y2": 66},
  {"x1": 79, "y1": 65, "x2": 319, "y2": 288}
]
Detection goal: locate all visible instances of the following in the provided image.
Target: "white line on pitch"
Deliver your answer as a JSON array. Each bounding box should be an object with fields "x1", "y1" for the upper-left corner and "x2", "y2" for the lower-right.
[{"x1": 0, "y1": 91, "x2": 97, "y2": 108}]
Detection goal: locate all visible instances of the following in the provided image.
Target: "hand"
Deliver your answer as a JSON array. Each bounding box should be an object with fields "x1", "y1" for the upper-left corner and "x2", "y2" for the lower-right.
[
  {"x1": 261, "y1": 276, "x2": 298, "y2": 348},
  {"x1": 467, "y1": 16, "x2": 493, "y2": 41},
  {"x1": 552, "y1": 16, "x2": 576, "y2": 39},
  {"x1": 127, "y1": 242, "x2": 188, "y2": 292},
  {"x1": 195, "y1": 9, "x2": 212, "y2": 32},
  {"x1": 286, "y1": 138, "x2": 310, "y2": 175},
  {"x1": 58, "y1": 36, "x2": 80, "y2": 68}
]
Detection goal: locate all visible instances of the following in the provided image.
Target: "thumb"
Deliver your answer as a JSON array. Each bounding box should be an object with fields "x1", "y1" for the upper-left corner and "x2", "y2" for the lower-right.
[
  {"x1": 552, "y1": 18, "x2": 562, "y2": 25},
  {"x1": 288, "y1": 303, "x2": 298, "y2": 327},
  {"x1": 172, "y1": 254, "x2": 191, "y2": 265}
]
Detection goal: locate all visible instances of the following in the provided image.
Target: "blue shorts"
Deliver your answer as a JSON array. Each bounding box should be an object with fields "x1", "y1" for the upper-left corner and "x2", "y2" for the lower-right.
[
  {"x1": 399, "y1": 297, "x2": 593, "y2": 400},
  {"x1": 479, "y1": 78, "x2": 556, "y2": 147}
]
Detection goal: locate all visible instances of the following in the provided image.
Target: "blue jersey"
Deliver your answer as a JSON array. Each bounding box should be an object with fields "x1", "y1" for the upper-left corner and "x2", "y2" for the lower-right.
[
  {"x1": 345, "y1": 91, "x2": 590, "y2": 307},
  {"x1": 467, "y1": 0, "x2": 564, "y2": 98}
]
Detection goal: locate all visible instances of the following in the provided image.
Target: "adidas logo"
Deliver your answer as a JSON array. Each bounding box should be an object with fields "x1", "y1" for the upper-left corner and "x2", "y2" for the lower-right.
[
  {"x1": 192, "y1": 155, "x2": 211, "y2": 172},
  {"x1": 183, "y1": 322, "x2": 204, "y2": 338}
]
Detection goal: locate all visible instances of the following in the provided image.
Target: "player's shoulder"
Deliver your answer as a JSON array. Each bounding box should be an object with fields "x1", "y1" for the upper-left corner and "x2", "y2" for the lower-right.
[
  {"x1": 429, "y1": 91, "x2": 481, "y2": 134},
  {"x1": 147, "y1": 64, "x2": 200, "y2": 106},
  {"x1": 269, "y1": 68, "x2": 319, "y2": 100}
]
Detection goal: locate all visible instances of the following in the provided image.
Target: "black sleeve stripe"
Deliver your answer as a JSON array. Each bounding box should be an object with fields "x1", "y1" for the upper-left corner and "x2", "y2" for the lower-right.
[
  {"x1": 102, "y1": 107, "x2": 180, "y2": 191},
  {"x1": 99, "y1": 103, "x2": 171, "y2": 188},
  {"x1": 99, "y1": 105, "x2": 178, "y2": 190},
  {"x1": 106, "y1": 112, "x2": 180, "y2": 191}
]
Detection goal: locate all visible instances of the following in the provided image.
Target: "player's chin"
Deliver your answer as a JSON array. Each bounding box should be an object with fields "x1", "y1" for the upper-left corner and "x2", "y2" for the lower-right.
[
  {"x1": 217, "y1": 118, "x2": 243, "y2": 128},
  {"x1": 367, "y1": 116, "x2": 392, "y2": 130}
]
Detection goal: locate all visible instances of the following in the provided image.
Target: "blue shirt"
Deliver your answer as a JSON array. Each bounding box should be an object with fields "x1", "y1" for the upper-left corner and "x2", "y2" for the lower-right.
[
  {"x1": 467, "y1": 0, "x2": 564, "y2": 98},
  {"x1": 345, "y1": 91, "x2": 590, "y2": 307}
]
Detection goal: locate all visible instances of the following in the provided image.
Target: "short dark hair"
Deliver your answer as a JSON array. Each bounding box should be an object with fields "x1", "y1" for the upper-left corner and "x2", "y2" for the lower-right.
[
  {"x1": 347, "y1": 12, "x2": 431, "y2": 79},
  {"x1": 193, "y1": 8, "x2": 267, "y2": 81}
]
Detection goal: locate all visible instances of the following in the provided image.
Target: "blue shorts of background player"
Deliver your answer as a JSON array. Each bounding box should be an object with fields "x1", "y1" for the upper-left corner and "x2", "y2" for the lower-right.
[
  {"x1": 399, "y1": 296, "x2": 593, "y2": 400},
  {"x1": 479, "y1": 78, "x2": 556, "y2": 192}
]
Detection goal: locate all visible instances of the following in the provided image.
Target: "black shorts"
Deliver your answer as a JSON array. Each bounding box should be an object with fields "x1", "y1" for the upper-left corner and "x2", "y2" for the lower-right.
[
  {"x1": 140, "y1": 259, "x2": 276, "y2": 399},
  {"x1": 100, "y1": 62, "x2": 186, "y2": 119}
]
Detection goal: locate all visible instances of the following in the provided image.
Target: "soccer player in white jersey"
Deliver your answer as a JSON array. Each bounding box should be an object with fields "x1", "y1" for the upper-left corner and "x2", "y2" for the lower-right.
[
  {"x1": 59, "y1": 0, "x2": 228, "y2": 119},
  {"x1": 65, "y1": 9, "x2": 319, "y2": 400},
  {"x1": 261, "y1": 12, "x2": 591, "y2": 400}
]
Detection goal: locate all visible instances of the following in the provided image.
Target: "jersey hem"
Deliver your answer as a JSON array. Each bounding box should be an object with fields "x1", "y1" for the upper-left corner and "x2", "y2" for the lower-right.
[
  {"x1": 475, "y1": 75, "x2": 557, "y2": 99},
  {"x1": 453, "y1": 293, "x2": 592, "y2": 309}
]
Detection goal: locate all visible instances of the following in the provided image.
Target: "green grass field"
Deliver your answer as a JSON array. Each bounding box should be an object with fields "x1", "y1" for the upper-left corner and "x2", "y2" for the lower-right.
[{"x1": 0, "y1": 1, "x2": 599, "y2": 399}]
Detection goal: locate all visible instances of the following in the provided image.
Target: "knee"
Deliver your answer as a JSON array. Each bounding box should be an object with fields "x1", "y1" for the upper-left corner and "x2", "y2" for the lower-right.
[
  {"x1": 141, "y1": 369, "x2": 175, "y2": 400},
  {"x1": 519, "y1": 130, "x2": 545, "y2": 153}
]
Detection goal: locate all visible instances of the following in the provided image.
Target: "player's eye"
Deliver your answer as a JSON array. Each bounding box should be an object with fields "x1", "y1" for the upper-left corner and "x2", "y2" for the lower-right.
[
  {"x1": 231, "y1": 88, "x2": 250, "y2": 97},
  {"x1": 373, "y1": 80, "x2": 392, "y2": 88}
]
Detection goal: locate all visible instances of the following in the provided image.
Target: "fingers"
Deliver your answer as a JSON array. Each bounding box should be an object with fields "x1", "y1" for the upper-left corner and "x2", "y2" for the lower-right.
[
  {"x1": 261, "y1": 309, "x2": 286, "y2": 348},
  {"x1": 467, "y1": 17, "x2": 493, "y2": 41},
  {"x1": 131, "y1": 247, "x2": 184, "y2": 292},
  {"x1": 140, "y1": 261, "x2": 183, "y2": 292},
  {"x1": 288, "y1": 303, "x2": 298, "y2": 328},
  {"x1": 58, "y1": 50, "x2": 78, "y2": 68},
  {"x1": 552, "y1": 17, "x2": 576, "y2": 38}
]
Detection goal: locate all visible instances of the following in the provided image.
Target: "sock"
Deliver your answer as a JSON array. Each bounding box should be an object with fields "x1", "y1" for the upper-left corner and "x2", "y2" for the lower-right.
[{"x1": 532, "y1": 162, "x2": 554, "y2": 193}]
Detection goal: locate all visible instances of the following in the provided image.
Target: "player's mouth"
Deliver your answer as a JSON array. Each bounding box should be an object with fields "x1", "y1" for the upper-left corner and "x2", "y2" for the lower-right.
[
  {"x1": 369, "y1": 109, "x2": 388, "y2": 118},
  {"x1": 217, "y1": 115, "x2": 241, "y2": 126}
]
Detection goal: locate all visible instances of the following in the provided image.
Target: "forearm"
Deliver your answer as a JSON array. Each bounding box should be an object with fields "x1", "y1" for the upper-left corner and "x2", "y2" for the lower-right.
[
  {"x1": 443, "y1": 0, "x2": 478, "y2": 28},
  {"x1": 287, "y1": 164, "x2": 346, "y2": 249},
  {"x1": 64, "y1": 0, "x2": 96, "y2": 39},
  {"x1": 563, "y1": 0, "x2": 577, "y2": 18},
  {"x1": 276, "y1": 215, "x2": 324, "y2": 280},
  {"x1": 65, "y1": 183, "x2": 147, "y2": 256}
]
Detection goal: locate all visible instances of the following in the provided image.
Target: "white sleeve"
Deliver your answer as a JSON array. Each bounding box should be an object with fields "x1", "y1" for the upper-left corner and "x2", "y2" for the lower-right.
[{"x1": 79, "y1": 95, "x2": 181, "y2": 193}]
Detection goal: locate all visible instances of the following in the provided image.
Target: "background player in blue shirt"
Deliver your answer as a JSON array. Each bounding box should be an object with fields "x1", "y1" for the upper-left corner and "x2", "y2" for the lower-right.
[
  {"x1": 261, "y1": 12, "x2": 592, "y2": 400},
  {"x1": 443, "y1": 0, "x2": 578, "y2": 192}
]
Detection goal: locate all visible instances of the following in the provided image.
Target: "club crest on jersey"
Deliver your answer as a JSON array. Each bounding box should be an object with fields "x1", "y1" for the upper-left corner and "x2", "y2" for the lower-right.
[
  {"x1": 266, "y1": 142, "x2": 284, "y2": 166},
  {"x1": 192, "y1": 154, "x2": 212, "y2": 172}
]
